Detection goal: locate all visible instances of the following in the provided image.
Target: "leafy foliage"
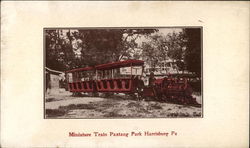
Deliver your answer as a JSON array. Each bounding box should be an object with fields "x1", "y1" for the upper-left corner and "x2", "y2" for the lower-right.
[
  {"x1": 46, "y1": 30, "x2": 75, "y2": 71},
  {"x1": 45, "y1": 28, "x2": 201, "y2": 77},
  {"x1": 140, "y1": 29, "x2": 201, "y2": 76},
  {"x1": 183, "y1": 28, "x2": 201, "y2": 76},
  {"x1": 45, "y1": 29, "x2": 157, "y2": 71},
  {"x1": 140, "y1": 31, "x2": 186, "y2": 72}
]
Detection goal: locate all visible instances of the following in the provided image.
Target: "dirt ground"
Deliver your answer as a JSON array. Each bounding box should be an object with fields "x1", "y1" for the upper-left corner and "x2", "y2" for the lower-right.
[{"x1": 45, "y1": 89, "x2": 202, "y2": 118}]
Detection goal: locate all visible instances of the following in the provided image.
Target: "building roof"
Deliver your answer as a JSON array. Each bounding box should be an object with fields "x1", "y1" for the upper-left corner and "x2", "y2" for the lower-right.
[{"x1": 45, "y1": 67, "x2": 64, "y2": 75}]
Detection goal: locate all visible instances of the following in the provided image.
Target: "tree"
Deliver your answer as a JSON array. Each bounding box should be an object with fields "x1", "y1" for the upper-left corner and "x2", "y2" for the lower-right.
[
  {"x1": 45, "y1": 29, "x2": 77, "y2": 71},
  {"x1": 46, "y1": 30, "x2": 65, "y2": 71},
  {"x1": 141, "y1": 34, "x2": 168, "y2": 69},
  {"x1": 183, "y1": 28, "x2": 201, "y2": 76},
  {"x1": 140, "y1": 31, "x2": 186, "y2": 73},
  {"x1": 45, "y1": 29, "x2": 157, "y2": 71},
  {"x1": 165, "y1": 31, "x2": 186, "y2": 73},
  {"x1": 76, "y1": 29, "x2": 157, "y2": 66}
]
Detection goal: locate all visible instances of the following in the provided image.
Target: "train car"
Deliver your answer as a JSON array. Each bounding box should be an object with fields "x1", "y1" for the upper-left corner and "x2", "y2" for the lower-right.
[
  {"x1": 95, "y1": 59, "x2": 144, "y2": 93},
  {"x1": 66, "y1": 66, "x2": 96, "y2": 93},
  {"x1": 65, "y1": 59, "x2": 198, "y2": 105},
  {"x1": 65, "y1": 59, "x2": 144, "y2": 94}
]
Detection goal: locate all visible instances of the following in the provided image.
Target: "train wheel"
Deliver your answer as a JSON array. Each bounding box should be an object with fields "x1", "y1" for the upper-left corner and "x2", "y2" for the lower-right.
[
  {"x1": 93, "y1": 92, "x2": 99, "y2": 97},
  {"x1": 191, "y1": 96, "x2": 199, "y2": 105},
  {"x1": 155, "y1": 92, "x2": 163, "y2": 102},
  {"x1": 179, "y1": 95, "x2": 186, "y2": 104},
  {"x1": 104, "y1": 92, "x2": 113, "y2": 98},
  {"x1": 126, "y1": 93, "x2": 137, "y2": 100},
  {"x1": 169, "y1": 95, "x2": 174, "y2": 103},
  {"x1": 88, "y1": 92, "x2": 99, "y2": 97},
  {"x1": 72, "y1": 92, "x2": 82, "y2": 97},
  {"x1": 185, "y1": 97, "x2": 191, "y2": 104},
  {"x1": 177, "y1": 97, "x2": 183, "y2": 104},
  {"x1": 183, "y1": 97, "x2": 189, "y2": 105},
  {"x1": 165, "y1": 95, "x2": 172, "y2": 102},
  {"x1": 136, "y1": 90, "x2": 143, "y2": 101},
  {"x1": 161, "y1": 94, "x2": 168, "y2": 102}
]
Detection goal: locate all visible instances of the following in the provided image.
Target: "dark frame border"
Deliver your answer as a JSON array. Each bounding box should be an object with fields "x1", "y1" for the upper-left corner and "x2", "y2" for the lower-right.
[{"x1": 43, "y1": 26, "x2": 203, "y2": 119}]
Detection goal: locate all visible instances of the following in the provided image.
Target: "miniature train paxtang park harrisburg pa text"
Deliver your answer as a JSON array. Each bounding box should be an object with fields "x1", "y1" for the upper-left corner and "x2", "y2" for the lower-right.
[{"x1": 69, "y1": 131, "x2": 176, "y2": 137}]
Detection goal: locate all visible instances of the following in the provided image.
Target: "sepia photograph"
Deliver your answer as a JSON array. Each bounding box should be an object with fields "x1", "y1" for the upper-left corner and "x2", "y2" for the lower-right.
[{"x1": 44, "y1": 27, "x2": 202, "y2": 119}]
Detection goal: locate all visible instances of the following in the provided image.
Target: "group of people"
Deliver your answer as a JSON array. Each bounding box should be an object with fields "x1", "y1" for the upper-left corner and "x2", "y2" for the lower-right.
[{"x1": 132, "y1": 72, "x2": 156, "y2": 90}]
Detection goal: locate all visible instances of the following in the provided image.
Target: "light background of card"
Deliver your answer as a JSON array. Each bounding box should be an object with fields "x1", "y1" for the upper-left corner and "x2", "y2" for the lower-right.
[{"x1": 1, "y1": 1, "x2": 249, "y2": 148}]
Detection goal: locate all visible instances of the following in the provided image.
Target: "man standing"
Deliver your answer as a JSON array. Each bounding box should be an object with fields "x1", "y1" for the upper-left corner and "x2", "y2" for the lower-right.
[{"x1": 149, "y1": 72, "x2": 156, "y2": 86}]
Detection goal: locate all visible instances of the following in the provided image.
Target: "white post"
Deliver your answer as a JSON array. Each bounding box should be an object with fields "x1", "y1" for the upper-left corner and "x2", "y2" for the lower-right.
[
  {"x1": 131, "y1": 65, "x2": 133, "y2": 77},
  {"x1": 111, "y1": 69, "x2": 114, "y2": 78}
]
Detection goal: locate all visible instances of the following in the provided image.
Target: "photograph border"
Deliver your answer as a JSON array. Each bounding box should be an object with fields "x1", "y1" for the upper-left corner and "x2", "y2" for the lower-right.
[{"x1": 43, "y1": 26, "x2": 203, "y2": 119}]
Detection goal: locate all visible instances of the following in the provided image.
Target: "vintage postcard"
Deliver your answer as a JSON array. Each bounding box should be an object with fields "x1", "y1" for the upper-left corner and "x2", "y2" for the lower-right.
[{"x1": 1, "y1": 1, "x2": 249, "y2": 148}]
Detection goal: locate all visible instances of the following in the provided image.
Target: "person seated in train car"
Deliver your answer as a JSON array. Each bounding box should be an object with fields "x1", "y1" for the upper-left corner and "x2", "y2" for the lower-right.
[
  {"x1": 102, "y1": 70, "x2": 106, "y2": 79},
  {"x1": 113, "y1": 69, "x2": 120, "y2": 79},
  {"x1": 81, "y1": 72, "x2": 85, "y2": 81},
  {"x1": 100, "y1": 71, "x2": 104, "y2": 79},
  {"x1": 108, "y1": 69, "x2": 112, "y2": 79},
  {"x1": 78, "y1": 72, "x2": 82, "y2": 81},
  {"x1": 93, "y1": 72, "x2": 97, "y2": 80},
  {"x1": 103, "y1": 70, "x2": 108, "y2": 79},
  {"x1": 96, "y1": 71, "x2": 101, "y2": 80},
  {"x1": 106, "y1": 70, "x2": 110, "y2": 79},
  {"x1": 82, "y1": 72, "x2": 86, "y2": 81},
  {"x1": 88, "y1": 72, "x2": 93, "y2": 81},
  {"x1": 88, "y1": 72, "x2": 94, "y2": 81},
  {"x1": 77, "y1": 72, "x2": 81, "y2": 82}
]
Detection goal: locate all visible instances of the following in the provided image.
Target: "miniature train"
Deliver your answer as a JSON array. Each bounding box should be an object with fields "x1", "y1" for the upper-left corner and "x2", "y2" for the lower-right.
[{"x1": 65, "y1": 59, "x2": 198, "y2": 105}]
